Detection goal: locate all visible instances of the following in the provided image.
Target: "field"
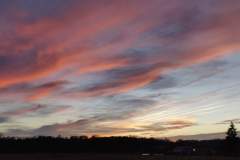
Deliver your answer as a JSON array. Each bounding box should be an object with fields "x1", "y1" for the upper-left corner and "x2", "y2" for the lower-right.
[{"x1": 0, "y1": 154, "x2": 239, "y2": 160}]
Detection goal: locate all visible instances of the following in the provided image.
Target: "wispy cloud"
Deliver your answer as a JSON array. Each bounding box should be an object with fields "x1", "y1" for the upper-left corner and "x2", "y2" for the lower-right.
[
  {"x1": 0, "y1": 0, "x2": 239, "y2": 91},
  {"x1": 5, "y1": 117, "x2": 197, "y2": 137},
  {"x1": 0, "y1": 0, "x2": 239, "y2": 137},
  {"x1": 0, "y1": 104, "x2": 47, "y2": 117},
  {"x1": 217, "y1": 118, "x2": 240, "y2": 124},
  {"x1": 140, "y1": 120, "x2": 197, "y2": 132}
]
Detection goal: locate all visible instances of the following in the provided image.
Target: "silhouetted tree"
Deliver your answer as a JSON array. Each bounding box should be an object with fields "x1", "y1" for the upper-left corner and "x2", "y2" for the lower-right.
[
  {"x1": 225, "y1": 121, "x2": 239, "y2": 156},
  {"x1": 226, "y1": 121, "x2": 238, "y2": 141}
]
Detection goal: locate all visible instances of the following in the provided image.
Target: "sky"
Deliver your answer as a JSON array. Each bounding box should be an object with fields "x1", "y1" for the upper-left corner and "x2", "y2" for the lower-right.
[{"x1": 0, "y1": 0, "x2": 240, "y2": 139}]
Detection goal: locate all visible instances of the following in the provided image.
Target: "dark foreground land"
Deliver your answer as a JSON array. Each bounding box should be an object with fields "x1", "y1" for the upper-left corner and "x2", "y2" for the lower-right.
[
  {"x1": 0, "y1": 136, "x2": 239, "y2": 156},
  {"x1": 0, "y1": 136, "x2": 239, "y2": 160},
  {"x1": 0, "y1": 154, "x2": 239, "y2": 160}
]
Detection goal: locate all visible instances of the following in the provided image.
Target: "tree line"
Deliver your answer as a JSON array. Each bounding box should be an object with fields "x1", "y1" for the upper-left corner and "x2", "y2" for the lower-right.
[{"x1": 0, "y1": 122, "x2": 238, "y2": 156}]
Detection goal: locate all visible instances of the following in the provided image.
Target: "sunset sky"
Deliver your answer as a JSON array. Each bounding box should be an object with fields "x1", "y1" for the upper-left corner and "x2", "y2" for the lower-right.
[{"x1": 0, "y1": 0, "x2": 240, "y2": 139}]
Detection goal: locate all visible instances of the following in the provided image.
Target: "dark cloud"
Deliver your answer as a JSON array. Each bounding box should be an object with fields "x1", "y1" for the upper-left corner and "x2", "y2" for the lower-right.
[
  {"x1": 67, "y1": 63, "x2": 174, "y2": 97},
  {"x1": 140, "y1": 120, "x2": 197, "y2": 132},
  {"x1": 5, "y1": 118, "x2": 197, "y2": 137},
  {"x1": 217, "y1": 118, "x2": 240, "y2": 125},
  {"x1": 0, "y1": 117, "x2": 10, "y2": 123},
  {"x1": 73, "y1": 97, "x2": 158, "y2": 124},
  {"x1": 146, "y1": 76, "x2": 177, "y2": 90},
  {"x1": 169, "y1": 132, "x2": 228, "y2": 141},
  {"x1": 2, "y1": 97, "x2": 157, "y2": 136},
  {"x1": 1, "y1": 104, "x2": 47, "y2": 117},
  {"x1": 0, "y1": 80, "x2": 68, "y2": 100},
  {"x1": 0, "y1": 104, "x2": 72, "y2": 119},
  {"x1": 37, "y1": 105, "x2": 73, "y2": 116}
]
